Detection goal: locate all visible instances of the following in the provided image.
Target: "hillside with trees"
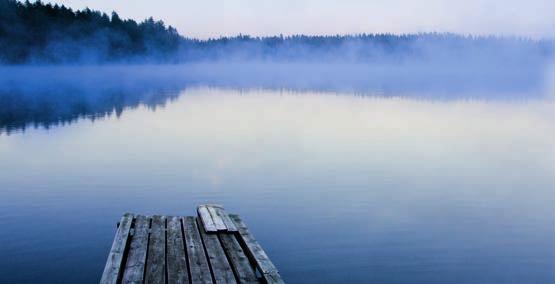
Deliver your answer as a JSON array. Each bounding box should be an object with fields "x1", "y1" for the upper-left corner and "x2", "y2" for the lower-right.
[
  {"x1": 0, "y1": 0, "x2": 181, "y2": 63},
  {"x1": 0, "y1": 0, "x2": 553, "y2": 64}
]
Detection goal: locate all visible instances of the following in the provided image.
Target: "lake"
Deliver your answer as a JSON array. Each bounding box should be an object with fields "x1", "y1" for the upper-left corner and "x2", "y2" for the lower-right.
[{"x1": 0, "y1": 66, "x2": 554, "y2": 283}]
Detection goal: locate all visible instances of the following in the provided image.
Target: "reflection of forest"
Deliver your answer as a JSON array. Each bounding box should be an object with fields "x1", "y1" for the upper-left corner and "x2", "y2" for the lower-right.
[
  {"x1": 0, "y1": 62, "x2": 547, "y2": 134},
  {"x1": 0, "y1": 69, "x2": 186, "y2": 134}
]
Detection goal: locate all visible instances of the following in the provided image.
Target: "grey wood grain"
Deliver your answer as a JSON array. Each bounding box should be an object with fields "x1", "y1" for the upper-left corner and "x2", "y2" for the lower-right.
[
  {"x1": 100, "y1": 213, "x2": 134, "y2": 284},
  {"x1": 229, "y1": 215, "x2": 278, "y2": 275},
  {"x1": 218, "y1": 234, "x2": 258, "y2": 284},
  {"x1": 145, "y1": 215, "x2": 166, "y2": 284},
  {"x1": 167, "y1": 216, "x2": 189, "y2": 284},
  {"x1": 196, "y1": 218, "x2": 237, "y2": 284},
  {"x1": 183, "y1": 216, "x2": 213, "y2": 284},
  {"x1": 215, "y1": 207, "x2": 238, "y2": 232},
  {"x1": 262, "y1": 272, "x2": 285, "y2": 284},
  {"x1": 122, "y1": 215, "x2": 150, "y2": 284},
  {"x1": 198, "y1": 206, "x2": 218, "y2": 232},
  {"x1": 207, "y1": 206, "x2": 227, "y2": 231}
]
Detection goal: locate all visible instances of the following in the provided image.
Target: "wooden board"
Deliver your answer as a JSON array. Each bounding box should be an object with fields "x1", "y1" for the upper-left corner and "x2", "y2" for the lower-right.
[
  {"x1": 207, "y1": 206, "x2": 228, "y2": 231},
  {"x1": 100, "y1": 213, "x2": 134, "y2": 284},
  {"x1": 218, "y1": 234, "x2": 259, "y2": 283},
  {"x1": 211, "y1": 206, "x2": 238, "y2": 232},
  {"x1": 122, "y1": 215, "x2": 150, "y2": 284},
  {"x1": 229, "y1": 215, "x2": 283, "y2": 283},
  {"x1": 145, "y1": 215, "x2": 166, "y2": 284},
  {"x1": 263, "y1": 272, "x2": 286, "y2": 284},
  {"x1": 183, "y1": 216, "x2": 213, "y2": 284},
  {"x1": 198, "y1": 206, "x2": 218, "y2": 232},
  {"x1": 217, "y1": 210, "x2": 238, "y2": 232},
  {"x1": 198, "y1": 204, "x2": 238, "y2": 233},
  {"x1": 196, "y1": 218, "x2": 237, "y2": 284},
  {"x1": 101, "y1": 208, "x2": 282, "y2": 284},
  {"x1": 167, "y1": 216, "x2": 189, "y2": 284}
]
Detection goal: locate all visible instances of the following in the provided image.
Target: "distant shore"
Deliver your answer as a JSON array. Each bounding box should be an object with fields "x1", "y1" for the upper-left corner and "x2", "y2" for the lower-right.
[{"x1": 1, "y1": 0, "x2": 554, "y2": 65}]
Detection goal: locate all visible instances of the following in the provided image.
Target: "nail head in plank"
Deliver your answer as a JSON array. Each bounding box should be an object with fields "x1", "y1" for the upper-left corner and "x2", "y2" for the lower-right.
[
  {"x1": 218, "y1": 233, "x2": 259, "y2": 284},
  {"x1": 100, "y1": 213, "x2": 134, "y2": 284},
  {"x1": 198, "y1": 206, "x2": 218, "y2": 233},
  {"x1": 183, "y1": 217, "x2": 213, "y2": 284},
  {"x1": 145, "y1": 215, "x2": 166, "y2": 284},
  {"x1": 229, "y1": 215, "x2": 279, "y2": 275},
  {"x1": 167, "y1": 216, "x2": 189, "y2": 284},
  {"x1": 122, "y1": 215, "x2": 150, "y2": 284},
  {"x1": 196, "y1": 218, "x2": 237, "y2": 284}
]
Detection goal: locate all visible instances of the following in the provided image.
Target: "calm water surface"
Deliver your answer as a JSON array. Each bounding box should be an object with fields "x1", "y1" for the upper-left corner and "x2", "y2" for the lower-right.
[{"x1": 0, "y1": 74, "x2": 554, "y2": 283}]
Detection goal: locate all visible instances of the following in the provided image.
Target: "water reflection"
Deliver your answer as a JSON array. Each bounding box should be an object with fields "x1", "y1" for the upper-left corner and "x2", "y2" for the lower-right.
[
  {"x1": 0, "y1": 64, "x2": 550, "y2": 134},
  {"x1": 0, "y1": 66, "x2": 188, "y2": 134},
  {"x1": 0, "y1": 86, "x2": 554, "y2": 283}
]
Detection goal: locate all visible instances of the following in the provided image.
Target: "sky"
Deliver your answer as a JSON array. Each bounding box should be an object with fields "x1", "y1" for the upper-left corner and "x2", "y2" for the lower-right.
[{"x1": 43, "y1": 0, "x2": 555, "y2": 39}]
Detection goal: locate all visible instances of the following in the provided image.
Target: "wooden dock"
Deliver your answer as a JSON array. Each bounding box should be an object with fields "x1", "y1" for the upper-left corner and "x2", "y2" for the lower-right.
[{"x1": 100, "y1": 205, "x2": 284, "y2": 284}]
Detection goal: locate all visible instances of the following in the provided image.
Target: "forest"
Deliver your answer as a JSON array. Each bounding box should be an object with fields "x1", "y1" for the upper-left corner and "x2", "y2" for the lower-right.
[
  {"x1": 0, "y1": 0, "x2": 554, "y2": 64},
  {"x1": 0, "y1": 0, "x2": 181, "y2": 63}
]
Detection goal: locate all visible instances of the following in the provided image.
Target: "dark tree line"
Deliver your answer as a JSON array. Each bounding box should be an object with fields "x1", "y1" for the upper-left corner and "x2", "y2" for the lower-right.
[
  {"x1": 0, "y1": 0, "x2": 553, "y2": 64},
  {"x1": 180, "y1": 33, "x2": 554, "y2": 64},
  {"x1": 0, "y1": 0, "x2": 181, "y2": 63}
]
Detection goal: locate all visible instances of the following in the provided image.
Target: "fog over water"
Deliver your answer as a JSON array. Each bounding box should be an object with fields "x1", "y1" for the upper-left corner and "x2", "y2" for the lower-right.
[
  {"x1": 0, "y1": 0, "x2": 555, "y2": 284},
  {"x1": 2, "y1": 1, "x2": 555, "y2": 283},
  {"x1": 1, "y1": 59, "x2": 553, "y2": 134},
  {"x1": 0, "y1": 83, "x2": 554, "y2": 283},
  {"x1": 1, "y1": 21, "x2": 555, "y2": 283},
  {"x1": 44, "y1": 0, "x2": 555, "y2": 38}
]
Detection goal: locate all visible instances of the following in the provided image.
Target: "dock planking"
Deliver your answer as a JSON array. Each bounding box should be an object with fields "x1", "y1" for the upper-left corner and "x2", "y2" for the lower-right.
[
  {"x1": 121, "y1": 215, "x2": 149, "y2": 284},
  {"x1": 197, "y1": 218, "x2": 237, "y2": 284},
  {"x1": 145, "y1": 215, "x2": 166, "y2": 284},
  {"x1": 101, "y1": 213, "x2": 134, "y2": 284},
  {"x1": 218, "y1": 233, "x2": 259, "y2": 283},
  {"x1": 229, "y1": 215, "x2": 284, "y2": 284},
  {"x1": 100, "y1": 205, "x2": 283, "y2": 284},
  {"x1": 198, "y1": 205, "x2": 238, "y2": 233},
  {"x1": 167, "y1": 216, "x2": 189, "y2": 284},
  {"x1": 184, "y1": 216, "x2": 213, "y2": 284}
]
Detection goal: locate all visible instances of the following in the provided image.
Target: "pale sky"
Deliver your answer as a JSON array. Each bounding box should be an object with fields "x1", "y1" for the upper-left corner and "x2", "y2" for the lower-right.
[{"x1": 45, "y1": 0, "x2": 555, "y2": 39}]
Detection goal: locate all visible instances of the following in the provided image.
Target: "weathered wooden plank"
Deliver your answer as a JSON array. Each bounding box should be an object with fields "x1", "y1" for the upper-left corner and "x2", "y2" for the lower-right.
[
  {"x1": 208, "y1": 206, "x2": 237, "y2": 232},
  {"x1": 218, "y1": 234, "x2": 258, "y2": 284},
  {"x1": 217, "y1": 208, "x2": 238, "y2": 232},
  {"x1": 122, "y1": 215, "x2": 150, "y2": 284},
  {"x1": 100, "y1": 213, "x2": 134, "y2": 284},
  {"x1": 196, "y1": 218, "x2": 237, "y2": 284},
  {"x1": 229, "y1": 215, "x2": 278, "y2": 275},
  {"x1": 207, "y1": 206, "x2": 227, "y2": 231},
  {"x1": 229, "y1": 215, "x2": 283, "y2": 283},
  {"x1": 183, "y1": 217, "x2": 213, "y2": 284},
  {"x1": 167, "y1": 216, "x2": 189, "y2": 284},
  {"x1": 145, "y1": 216, "x2": 166, "y2": 284},
  {"x1": 262, "y1": 272, "x2": 285, "y2": 284},
  {"x1": 198, "y1": 206, "x2": 218, "y2": 232}
]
